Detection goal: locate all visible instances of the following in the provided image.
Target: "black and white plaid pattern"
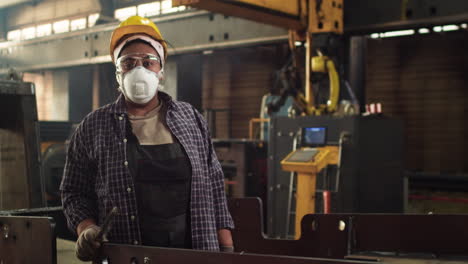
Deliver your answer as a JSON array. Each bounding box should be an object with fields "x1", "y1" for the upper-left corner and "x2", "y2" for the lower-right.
[{"x1": 60, "y1": 92, "x2": 234, "y2": 250}]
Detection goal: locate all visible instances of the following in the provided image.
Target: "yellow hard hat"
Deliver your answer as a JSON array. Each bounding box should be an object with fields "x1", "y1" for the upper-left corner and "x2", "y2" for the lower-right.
[{"x1": 109, "y1": 16, "x2": 167, "y2": 62}]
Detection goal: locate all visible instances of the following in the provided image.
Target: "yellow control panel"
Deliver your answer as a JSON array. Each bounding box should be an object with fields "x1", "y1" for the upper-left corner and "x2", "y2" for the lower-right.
[
  {"x1": 281, "y1": 146, "x2": 339, "y2": 239},
  {"x1": 281, "y1": 146, "x2": 338, "y2": 173}
]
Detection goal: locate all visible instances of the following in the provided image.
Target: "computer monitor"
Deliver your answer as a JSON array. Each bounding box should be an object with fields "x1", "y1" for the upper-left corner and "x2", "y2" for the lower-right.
[{"x1": 302, "y1": 127, "x2": 327, "y2": 147}]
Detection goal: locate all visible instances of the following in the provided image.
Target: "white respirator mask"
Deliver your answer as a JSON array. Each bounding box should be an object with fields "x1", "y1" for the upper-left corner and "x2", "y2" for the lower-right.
[{"x1": 117, "y1": 66, "x2": 162, "y2": 105}]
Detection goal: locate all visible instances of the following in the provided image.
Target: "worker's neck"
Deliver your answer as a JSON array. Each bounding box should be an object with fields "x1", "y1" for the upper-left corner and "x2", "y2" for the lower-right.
[{"x1": 125, "y1": 95, "x2": 160, "y2": 117}]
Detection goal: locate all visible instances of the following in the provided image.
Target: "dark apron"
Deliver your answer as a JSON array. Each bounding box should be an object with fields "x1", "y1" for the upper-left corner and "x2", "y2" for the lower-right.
[{"x1": 127, "y1": 127, "x2": 192, "y2": 248}]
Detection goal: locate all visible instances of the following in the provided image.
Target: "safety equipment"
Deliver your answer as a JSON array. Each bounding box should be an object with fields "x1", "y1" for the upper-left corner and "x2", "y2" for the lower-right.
[
  {"x1": 118, "y1": 66, "x2": 161, "y2": 105},
  {"x1": 116, "y1": 52, "x2": 162, "y2": 73},
  {"x1": 110, "y1": 15, "x2": 167, "y2": 63},
  {"x1": 114, "y1": 35, "x2": 165, "y2": 68},
  {"x1": 75, "y1": 224, "x2": 104, "y2": 261}
]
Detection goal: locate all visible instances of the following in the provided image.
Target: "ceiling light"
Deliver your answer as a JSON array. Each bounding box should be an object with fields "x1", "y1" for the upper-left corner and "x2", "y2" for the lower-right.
[{"x1": 418, "y1": 28, "x2": 430, "y2": 34}]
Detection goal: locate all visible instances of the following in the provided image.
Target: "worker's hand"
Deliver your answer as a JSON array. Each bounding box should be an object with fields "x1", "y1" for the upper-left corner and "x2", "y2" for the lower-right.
[
  {"x1": 75, "y1": 224, "x2": 105, "y2": 261},
  {"x1": 217, "y1": 229, "x2": 234, "y2": 252}
]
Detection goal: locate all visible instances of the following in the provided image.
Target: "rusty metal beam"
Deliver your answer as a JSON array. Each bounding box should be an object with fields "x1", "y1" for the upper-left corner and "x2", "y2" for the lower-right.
[{"x1": 173, "y1": 0, "x2": 304, "y2": 30}]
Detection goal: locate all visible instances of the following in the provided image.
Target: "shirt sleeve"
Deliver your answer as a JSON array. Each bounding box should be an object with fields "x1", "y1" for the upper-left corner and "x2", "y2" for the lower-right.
[
  {"x1": 192, "y1": 106, "x2": 234, "y2": 230},
  {"x1": 60, "y1": 121, "x2": 98, "y2": 234}
]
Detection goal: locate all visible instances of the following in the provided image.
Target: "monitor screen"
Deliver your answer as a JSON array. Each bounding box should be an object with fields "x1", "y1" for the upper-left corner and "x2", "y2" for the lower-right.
[{"x1": 303, "y1": 127, "x2": 327, "y2": 146}]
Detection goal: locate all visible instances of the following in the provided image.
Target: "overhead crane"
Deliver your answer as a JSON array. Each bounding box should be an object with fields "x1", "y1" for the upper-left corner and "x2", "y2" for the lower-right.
[{"x1": 173, "y1": 0, "x2": 343, "y2": 116}]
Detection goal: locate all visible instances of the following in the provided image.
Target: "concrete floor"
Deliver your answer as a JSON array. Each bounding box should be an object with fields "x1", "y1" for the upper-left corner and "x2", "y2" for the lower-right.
[
  {"x1": 407, "y1": 190, "x2": 468, "y2": 214},
  {"x1": 57, "y1": 238, "x2": 91, "y2": 264}
]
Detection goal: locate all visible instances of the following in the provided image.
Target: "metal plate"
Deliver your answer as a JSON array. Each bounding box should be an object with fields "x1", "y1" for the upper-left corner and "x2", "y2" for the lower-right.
[
  {"x1": 0, "y1": 80, "x2": 44, "y2": 210},
  {"x1": 228, "y1": 198, "x2": 349, "y2": 259},
  {"x1": 100, "y1": 244, "x2": 366, "y2": 264},
  {"x1": 228, "y1": 198, "x2": 468, "y2": 258},
  {"x1": 0, "y1": 11, "x2": 287, "y2": 73},
  {"x1": 98, "y1": 198, "x2": 468, "y2": 263},
  {"x1": 0, "y1": 216, "x2": 56, "y2": 264}
]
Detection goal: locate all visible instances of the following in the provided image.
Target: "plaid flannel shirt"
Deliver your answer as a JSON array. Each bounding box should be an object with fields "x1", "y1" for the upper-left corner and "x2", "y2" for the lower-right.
[{"x1": 60, "y1": 92, "x2": 234, "y2": 250}]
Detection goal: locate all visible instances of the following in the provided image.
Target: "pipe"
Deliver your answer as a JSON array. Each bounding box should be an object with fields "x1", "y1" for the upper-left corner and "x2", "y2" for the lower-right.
[{"x1": 323, "y1": 191, "x2": 331, "y2": 214}]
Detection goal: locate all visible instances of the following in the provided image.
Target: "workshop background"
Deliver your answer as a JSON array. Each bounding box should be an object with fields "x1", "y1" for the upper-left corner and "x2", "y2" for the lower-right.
[{"x1": 1, "y1": 0, "x2": 468, "y2": 263}]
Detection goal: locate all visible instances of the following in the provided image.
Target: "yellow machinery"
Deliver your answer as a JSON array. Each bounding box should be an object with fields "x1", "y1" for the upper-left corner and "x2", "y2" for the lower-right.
[
  {"x1": 172, "y1": 0, "x2": 345, "y2": 239},
  {"x1": 281, "y1": 146, "x2": 338, "y2": 239},
  {"x1": 173, "y1": 0, "x2": 343, "y2": 116}
]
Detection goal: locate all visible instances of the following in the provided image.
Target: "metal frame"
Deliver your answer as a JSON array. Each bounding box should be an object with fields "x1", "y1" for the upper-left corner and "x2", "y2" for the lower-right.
[
  {"x1": 0, "y1": 9, "x2": 6, "y2": 41},
  {"x1": 2, "y1": 199, "x2": 468, "y2": 263},
  {"x1": 343, "y1": 0, "x2": 468, "y2": 31},
  {"x1": 0, "y1": 4, "x2": 466, "y2": 76},
  {"x1": 0, "y1": 215, "x2": 56, "y2": 264},
  {"x1": 345, "y1": 12, "x2": 468, "y2": 35},
  {"x1": 0, "y1": 10, "x2": 288, "y2": 74},
  {"x1": 100, "y1": 244, "x2": 366, "y2": 264},
  {"x1": 229, "y1": 198, "x2": 468, "y2": 259},
  {"x1": 0, "y1": 80, "x2": 44, "y2": 209},
  {"x1": 100, "y1": 198, "x2": 468, "y2": 263}
]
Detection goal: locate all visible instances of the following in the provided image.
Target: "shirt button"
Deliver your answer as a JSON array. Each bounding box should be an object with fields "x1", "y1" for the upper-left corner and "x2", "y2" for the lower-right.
[
  {"x1": 133, "y1": 240, "x2": 139, "y2": 245},
  {"x1": 123, "y1": 138, "x2": 128, "y2": 143},
  {"x1": 118, "y1": 116, "x2": 123, "y2": 121},
  {"x1": 130, "y1": 215, "x2": 135, "y2": 221},
  {"x1": 127, "y1": 187, "x2": 132, "y2": 193},
  {"x1": 124, "y1": 161, "x2": 128, "y2": 166}
]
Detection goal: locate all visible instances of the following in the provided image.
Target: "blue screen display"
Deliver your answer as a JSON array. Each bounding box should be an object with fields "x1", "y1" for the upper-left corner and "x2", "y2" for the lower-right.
[{"x1": 303, "y1": 127, "x2": 326, "y2": 146}]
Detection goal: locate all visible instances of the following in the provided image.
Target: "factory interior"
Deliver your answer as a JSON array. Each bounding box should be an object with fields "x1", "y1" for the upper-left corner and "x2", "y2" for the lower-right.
[{"x1": 1, "y1": 0, "x2": 468, "y2": 263}]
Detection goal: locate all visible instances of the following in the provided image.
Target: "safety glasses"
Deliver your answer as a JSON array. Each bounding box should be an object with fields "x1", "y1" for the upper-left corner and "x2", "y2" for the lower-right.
[{"x1": 116, "y1": 53, "x2": 161, "y2": 73}]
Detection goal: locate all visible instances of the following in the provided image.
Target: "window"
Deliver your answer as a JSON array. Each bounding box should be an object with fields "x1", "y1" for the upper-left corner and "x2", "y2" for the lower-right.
[
  {"x1": 21, "y1": 26, "x2": 36, "y2": 40},
  {"x1": 53, "y1": 20, "x2": 70, "y2": 34},
  {"x1": 88, "y1": 13, "x2": 100, "y2": 27},
  {"x1": 161, "y1": 0, "x2": 179, "y2": 14},
  {"x1": 7, "y1": 30, "x2": 21, "y2": 41},
  {"x1": 3, "y1": 12, "x2": 104, "y2": 42},
  {"x1": 37, "y1": 23, "x2": 52, "y2": 37},
  {"x1": 71, "y1": 18, "x2": 87, "y2": 31},
  {"x1": 115, "y1": 6, "x2": 137, "y2": 21},
  {"x1": 138, "y1": 2, "x2": 161, "y2": 17}
]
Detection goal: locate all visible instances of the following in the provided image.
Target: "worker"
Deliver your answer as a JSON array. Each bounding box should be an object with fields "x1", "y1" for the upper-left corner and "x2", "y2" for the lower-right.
[{"x1": 60, "y1": 16, "x2": 234, "y2": 261}]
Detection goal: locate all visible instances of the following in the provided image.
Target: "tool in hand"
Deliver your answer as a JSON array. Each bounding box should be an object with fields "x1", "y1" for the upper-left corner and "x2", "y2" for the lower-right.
[{"x1": 96, "y1": 206, "x2": 118, "y2": 241}]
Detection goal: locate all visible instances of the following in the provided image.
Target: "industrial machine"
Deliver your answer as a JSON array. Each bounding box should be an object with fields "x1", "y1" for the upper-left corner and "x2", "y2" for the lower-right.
[
  {"x1": 173, "y1": 0, "x2": 344, "y2": 116},
  {"x1": 281, "y1": 126, "x2": 339, "y2": 238},
  {"x1": 172, "y1": 1, "x2": 406, "y2": 241},
  {"x1": 269, "y1": 115, "x2": 405, "y2": 238}
]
